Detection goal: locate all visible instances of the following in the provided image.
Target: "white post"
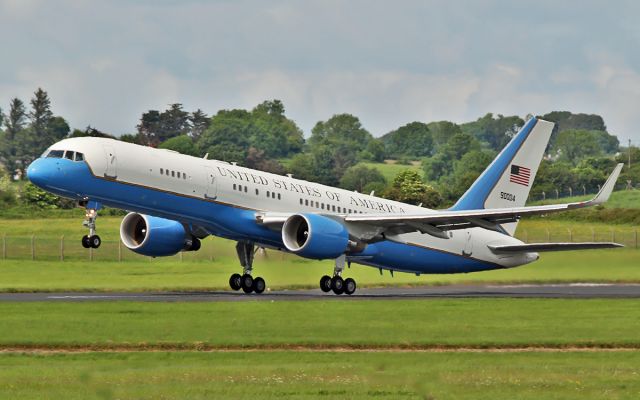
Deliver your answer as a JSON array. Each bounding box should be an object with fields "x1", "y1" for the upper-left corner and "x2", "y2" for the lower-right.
[
  {"x1": 31, "y1": 235, "x2": 35, "y2": 261},
  {"x1": 60, "y1": 235, "x2": 64, "y2": 261}
]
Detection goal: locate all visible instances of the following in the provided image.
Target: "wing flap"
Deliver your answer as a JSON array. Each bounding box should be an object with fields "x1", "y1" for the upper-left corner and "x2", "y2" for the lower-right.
[{"x1": 488, "y1": 242, "x2": 623, "y2": 254}]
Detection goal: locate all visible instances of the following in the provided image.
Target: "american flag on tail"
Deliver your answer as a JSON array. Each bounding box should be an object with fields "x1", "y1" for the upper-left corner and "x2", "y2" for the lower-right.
[{"x1": 510, "y1": 165, "x2": 531, "y2": 186}]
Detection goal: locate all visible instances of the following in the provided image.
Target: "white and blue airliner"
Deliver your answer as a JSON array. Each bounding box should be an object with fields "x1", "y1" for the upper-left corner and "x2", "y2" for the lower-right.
[{"x1": 27, "y1": 117, "x2": 623, "y2": 295}]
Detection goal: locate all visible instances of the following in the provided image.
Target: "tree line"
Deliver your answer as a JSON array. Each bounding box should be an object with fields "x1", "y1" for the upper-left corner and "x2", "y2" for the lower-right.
[{"x1": 0, "y1": 87, "x2": 636, "y2": 211}]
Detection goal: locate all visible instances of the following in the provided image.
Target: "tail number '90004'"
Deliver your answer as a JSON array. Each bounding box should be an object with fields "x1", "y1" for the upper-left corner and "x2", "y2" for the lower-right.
[{"x1": 500, "y1": 192, "x2": 516, "y2": 202}]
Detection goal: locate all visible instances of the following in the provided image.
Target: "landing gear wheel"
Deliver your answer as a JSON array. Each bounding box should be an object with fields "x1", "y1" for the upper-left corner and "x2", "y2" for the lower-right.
[
  {"x1": 229, "y1": 273, "x2": 242, "y2": 291},
  {"x1": 252, "y1": 277, "x2": 266, "y2": 294},
  {"x1": 344, "y1": 278, "x2": 356, "y2": 295},
  {"x1": 320, "y1": 275, "x2": 332, "y2": 293},
  {"x1": 81, "y1": 235, "x2": 91, "y2": 248},
  {"x1": 190, "y1": 238, "x2": 201, "y2": 251},
  {"x1": 89, "y1": 235, "x2": 101, "y2": 249},
  {"x1": 331, "y1": 276, "x2": 344, "y2": 295},
  {"x1": 241, "y1": 274, "x2": 254, "y2": 293}
]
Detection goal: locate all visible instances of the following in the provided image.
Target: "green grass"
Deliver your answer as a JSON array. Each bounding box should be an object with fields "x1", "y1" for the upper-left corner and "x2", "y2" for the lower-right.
[
  {"x1": 357, "y1": 160, "x2": 424, "y2": 182},
  {"x1": 1, "y1": 299, "x2": 639, "y2": 348},
  {"x1": 1, "y1": 351, "x2": 639, "y2": 399},
  {"x1": 0, "y1": 249, "x2": 639, "y2": 292}
]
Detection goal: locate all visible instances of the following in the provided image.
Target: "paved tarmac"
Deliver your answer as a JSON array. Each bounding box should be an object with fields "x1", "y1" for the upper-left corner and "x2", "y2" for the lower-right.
[{"x1": 1, "y1": 283, "x2": 639, "y2": 302}]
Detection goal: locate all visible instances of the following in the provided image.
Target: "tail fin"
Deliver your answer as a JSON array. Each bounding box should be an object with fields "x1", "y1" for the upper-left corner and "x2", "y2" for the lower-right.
[{"x1": 451, "y1": 117, "x2": 554, "y2": 235}]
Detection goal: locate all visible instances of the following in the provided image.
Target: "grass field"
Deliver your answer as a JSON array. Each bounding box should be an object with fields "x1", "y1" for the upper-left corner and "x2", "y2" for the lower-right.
[
  {"x1": 1, "y1": 299, "x2": 639, "y2": 348},
  {"x1": 0, "y1": 217, "x2": 637, "y2": 292},
  {"x1": 357, "y1": 160, "x2": 424, "y2": 182},
  {"x1": 530, "y1": 189, "x2": 640, "y2": 209},
  {"x1": 1, "y1": 351, "x2": 639, "y2": 399},
  {"x1": 1, "y1": 299, "x2": 640, "y2": 399}
]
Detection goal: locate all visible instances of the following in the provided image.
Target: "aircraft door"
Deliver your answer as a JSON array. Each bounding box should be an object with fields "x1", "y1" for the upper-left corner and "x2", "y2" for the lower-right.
[
  {"x1": 204, "y1": 166, "x2": 217, "y2": 199},
  {"x1": 462, "y1": 231, "x2": 473, "y2": 257},
  {"x1": 103, "y1": 145, "x2": 117, "y2": 178}
]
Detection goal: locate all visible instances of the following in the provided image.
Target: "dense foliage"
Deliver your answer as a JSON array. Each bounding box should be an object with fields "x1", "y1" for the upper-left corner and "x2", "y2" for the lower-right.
[{"x1": 1, "y1": 89, "x2": 636, "y2": 212}]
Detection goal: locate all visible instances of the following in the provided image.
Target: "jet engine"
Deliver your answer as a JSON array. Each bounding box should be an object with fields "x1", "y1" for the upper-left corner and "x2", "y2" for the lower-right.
[
  {"x1": 282, "y1": 213, "x2": 349, "y2": 259},
  {"x1": 120, "y1": 212, "x2": 199, "y2": 257}
]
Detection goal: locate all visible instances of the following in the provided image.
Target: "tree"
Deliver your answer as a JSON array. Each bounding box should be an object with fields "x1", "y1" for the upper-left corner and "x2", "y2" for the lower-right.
[
  {"x1": 70, "y1": 126, "x2": 115, "y2": 138},
  {"x1": 362, "y1": 139, "x2": 385, "y2": 162},
  {"x1": 380, "y1": 122, "x2": 433, "y2": 158},
  {"x1": 245, "y1": 147, "x2": 285, "y2": 174},
  {"x1": 26, "y1": 88, "x2": 54, "y2": 162},
  {"x1": 196, "y1": 109, "x2": 254, "y2": 162},
  {"x1": 461, "y1": 113, "x2": 524, "y2": 150},
  {"x1": 384, "y1": 170, "x2": 442, "y2": 208},
  {"x1": 136, "y1": 110, "x2": 162, "y2": 146},
  {"x1": 553, "y1": 130, "x2": 605, "y2": 164},
  {"x1": 190, "y1": 109, "x2": 210, "y2": 140},
  {"x1": 159, "y1": 135, "x2": 199, "y2": 156},
  {"x1": 136, "y1": 104, "x2": 191, "y2": 146},
  {"x1": 427, "y1": 120, "x2": 461, "y2": 149},
  {"x1": 440, "y1": 150, "x2": 495, "y2": 200},
  {"x1": 0, "y1": 98, "x2": 27, "y2": 178},
  {"x1": 250, "y1": 100, "x2": 304, "y2": 157},
  {"x1": 339, "y1": 165, "x2": 386, "y2": 191},
  {"x1": 309, "y1": 114, "x2": 372, "y2": 155}
]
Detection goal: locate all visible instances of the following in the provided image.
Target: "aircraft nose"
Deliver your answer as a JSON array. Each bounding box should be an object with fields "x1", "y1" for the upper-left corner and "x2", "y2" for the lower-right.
[{"x1": 26, "y1": 158, "x2": 51, "y2": 188}]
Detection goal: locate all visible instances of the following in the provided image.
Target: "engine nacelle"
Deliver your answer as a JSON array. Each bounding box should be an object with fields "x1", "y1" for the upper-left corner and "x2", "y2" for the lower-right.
[
  {"x1": 282, "y1": 214, "x2": 349, "y2": 259},
  {"x1": 120, "y1": 213, "x2": 190, "y2": 257}
]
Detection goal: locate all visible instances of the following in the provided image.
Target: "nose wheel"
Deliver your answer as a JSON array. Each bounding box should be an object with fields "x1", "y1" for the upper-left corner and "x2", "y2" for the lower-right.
[
  {"x1": 80, "y1": 201, "x2": 102, "y2": 249},
  {"x1": 229, "y1": 242, "x2": 266, "y2": 294},
  {"x1": 320, "y1": 255, "x2": 357, "y2": 295}
]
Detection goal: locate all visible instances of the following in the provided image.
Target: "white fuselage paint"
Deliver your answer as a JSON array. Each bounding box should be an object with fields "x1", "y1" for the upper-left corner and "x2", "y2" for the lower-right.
[{"x1": 42, "y1": 137, "x2": 537, "y2": 271}]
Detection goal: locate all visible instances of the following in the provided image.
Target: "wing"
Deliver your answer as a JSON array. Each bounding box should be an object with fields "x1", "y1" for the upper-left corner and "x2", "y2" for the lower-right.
[{"x1": 343, "y1": 163, "x2": 624, "y2": 237}]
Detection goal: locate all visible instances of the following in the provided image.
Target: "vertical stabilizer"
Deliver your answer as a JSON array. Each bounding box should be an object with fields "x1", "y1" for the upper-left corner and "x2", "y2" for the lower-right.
[{"x1": 450, "y1": 117, "x2": 554, "y2": 235}]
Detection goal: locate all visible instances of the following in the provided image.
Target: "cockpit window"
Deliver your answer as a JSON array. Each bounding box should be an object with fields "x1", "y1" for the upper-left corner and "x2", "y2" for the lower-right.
[
  {"x1": 64, "y1": 151, "x2": 75, "y2": 160},
  {"x1": 75, "y1": 152, "x2": 84, "y2": 161},
  {"x1": 47, "y1": 150, "x2": 64, "y2": 158}
]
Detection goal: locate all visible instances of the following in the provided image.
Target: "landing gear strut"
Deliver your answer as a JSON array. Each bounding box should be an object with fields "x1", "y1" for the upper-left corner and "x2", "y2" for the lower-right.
[
  {"x1": 320, "y1": 255, "x2": 356, "y2": 295},
  {"x1": 80, "y1": 201, "x2": 102, "y2": 249},
  {"x1": 229, "y1": 241, "x2": 266, "y2": 294}
]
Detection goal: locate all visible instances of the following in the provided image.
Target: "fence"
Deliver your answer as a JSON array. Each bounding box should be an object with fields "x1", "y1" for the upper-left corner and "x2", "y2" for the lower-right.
[{"x1": 0, "y1": 226, "x2": 637, "y2": 262}]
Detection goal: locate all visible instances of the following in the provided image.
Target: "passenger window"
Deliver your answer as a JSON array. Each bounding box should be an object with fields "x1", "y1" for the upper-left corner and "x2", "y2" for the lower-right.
[
  {"x1": 271, "y1": 192, "x2": 276, "y2": 199},
  {"x1": 299, "y1": 198, "x2": 303, "y2": 205},
  {"x1": 160, "y1": 168, "x2": 164, "y2": 175},
  {"x1": 244, "y1": 186, "x2": 247, "y2": 193},
  {"x1": 321, "y1": 203, "x2": 325, "y2": 210},
  {"x1": 255, "y1": 189, "x2": 259, "y2": 195},
  {"x1": 176, "y1": 172, "x2": 181, "y2": 178},
  {"x1": 47, "y1": 150, "x2": 64, "y2": 158},
  {"x1": 75, "y1": 152, "x2": 84, "y2": 161},
  {"x1": 233, "y1": 184, "x2": 237, "y2": 190},
  {"x1": 183, "y1": 174, "x2": 187, "y2": 180},
  {"x1": 305, "y1": 199, "x2": 309, "y2": 206},
  {"x1": 64, "y1": 151, "x2": 74, "y2": 160},
  {"x1": 332, "y1": 205, "x2": 336, "y2": 212},
  {"x1": 171, "y1": 171, "x2": 175, "y2": 177},
  {"x1": 315, "y1": 201, "x2": 319, "y2": 208},
  {"x1": 267, "y1": 191, "x2": 270, "y2": 197},
  {"x1": 278, "y1": 193, "x2": 281, "y2": 200}
]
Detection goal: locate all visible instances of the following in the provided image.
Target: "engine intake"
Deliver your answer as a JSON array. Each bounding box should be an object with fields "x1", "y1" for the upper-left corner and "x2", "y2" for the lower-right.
[
  {"x1": 282, "y1": 214, "x2": 349, "y2": 259},
  {"x1": 120, "y1": 212, "x2": 194, "y2": 257}
]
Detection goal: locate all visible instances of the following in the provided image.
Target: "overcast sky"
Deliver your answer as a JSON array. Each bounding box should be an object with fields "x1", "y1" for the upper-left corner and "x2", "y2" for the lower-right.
[{"x1": 1, "y1": 0, "x2": 639, "y2": 143}]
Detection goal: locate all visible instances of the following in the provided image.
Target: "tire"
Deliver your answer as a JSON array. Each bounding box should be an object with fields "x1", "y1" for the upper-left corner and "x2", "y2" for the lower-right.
[
  {"x1": 330, "y1": 276, "x2": 344, "y2": 295},
  {"x1": 229, "y1": 273, "x2": 242, "y2": 291},
  {"x1": 241, "y1": 274, "x2": 254, "y2": 293},
  {"x1": 81, "y1": 235, "x2": 91, "y2": 249},
  {"x1": 190, "y1": 238, "x2": 201, "y2": 251},
  {"x1": 344, "y1": 278, "x2": 356, "y2": 295},
  {"x1": 252, "y1": 277, "x2": 266, "y2": 294},
  {"x1": 89, "y1": 235, "x2": 101, "y2": 249},
  {"x1": 319, "y1": 275, "x2": 332, "y2": 292}
]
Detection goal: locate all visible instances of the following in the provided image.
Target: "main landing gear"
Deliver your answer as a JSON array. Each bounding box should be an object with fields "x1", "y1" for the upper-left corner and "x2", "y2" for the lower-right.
[
  {"x1": 320, "y1": 255, "x2": 357, "y2": 295},
  {"x1": 229, "y1": 241, "x2": 266, "y2": 294},
  {"x1": 80, "y1": 201, "x2": 102, "y2": 249}
]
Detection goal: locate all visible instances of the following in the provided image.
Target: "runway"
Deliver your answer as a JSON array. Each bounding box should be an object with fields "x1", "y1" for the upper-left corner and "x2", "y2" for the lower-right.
[{"x1": 1, "y1": 283, "x2": 640, "y2": 302}]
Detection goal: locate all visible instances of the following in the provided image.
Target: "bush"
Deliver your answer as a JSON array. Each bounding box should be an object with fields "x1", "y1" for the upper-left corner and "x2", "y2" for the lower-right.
[{"x1": 21, "y1": 182, "x2": 60, "y2": 209}]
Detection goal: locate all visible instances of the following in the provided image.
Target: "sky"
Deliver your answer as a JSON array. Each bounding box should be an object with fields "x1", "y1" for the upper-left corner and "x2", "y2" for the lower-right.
[{"x1": 1, "y1": 0, "x2": 639, "y2": 144}]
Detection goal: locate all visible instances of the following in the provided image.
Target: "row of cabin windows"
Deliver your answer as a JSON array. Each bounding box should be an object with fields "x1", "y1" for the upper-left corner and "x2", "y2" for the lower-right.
[
  {"x1": 159, "y1": 168, "x2": 187, "y2": 179},
  {"x1": 46, "y1": 150, "x2": 85, "y2": 162},
  {"x1": 299, "y1": 198, "x2": 364, "y2": 214},
  {"x1": 233, "y1": 183, "x2": 248, "y2": 193}
]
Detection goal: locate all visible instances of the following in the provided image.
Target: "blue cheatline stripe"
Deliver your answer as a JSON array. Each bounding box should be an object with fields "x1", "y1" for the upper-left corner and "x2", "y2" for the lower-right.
[
  {"x1": 29, "y1": 157, "x2": 505, "y2": 274},
  {"x1": 450, "y1": 117, "x2": 538, "y2": 211}
]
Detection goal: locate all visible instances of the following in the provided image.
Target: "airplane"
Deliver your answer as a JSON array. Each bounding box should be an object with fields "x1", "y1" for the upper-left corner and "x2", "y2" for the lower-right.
[{"x1": 26, "y1": 117, "x2": 624, "y2": 295}]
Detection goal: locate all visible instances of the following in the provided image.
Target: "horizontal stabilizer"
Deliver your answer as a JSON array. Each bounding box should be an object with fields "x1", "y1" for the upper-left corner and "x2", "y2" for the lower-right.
[{"x1": 488, "y1": 242, "x2": 623, "y2": 254}]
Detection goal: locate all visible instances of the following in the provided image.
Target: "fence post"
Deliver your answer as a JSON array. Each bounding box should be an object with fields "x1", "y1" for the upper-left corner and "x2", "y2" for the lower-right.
[
  {"x1": 60, "y1": 235, "x2": 64, "y2": 262},
  {"x1": 611, "y1": 228, "x2": 615, "y2": 243},
  {"x1": 2, "y1": 234, "x2": 5, "y2": 260},
  {"x1": 30, "y1": 235, "x2": 35, "y2": 261},
  {"x1": 591, "y1": 227, "x2": 595, "y2": 242},
  {"x1": 89, "y1": 247, "x2": 93, "y2": 262},
  {"x1": 546, "y1": 228, "x2": 550, "y2": 242},
  {"x1": 635, "y1": 228, "x2": 638, "y2": 249},
  {"x1": 118, "y1": 240, "x2": 122, "y2": 262},
  {"x1": 567, "y1": 228, "x2": 572, "y2": 242},
  {"x1": 523, "y1": 230, "x2": 528, "y2": 243},
  {"x1": 179, "y1": 251, "x2": 183, "y2": 262}
]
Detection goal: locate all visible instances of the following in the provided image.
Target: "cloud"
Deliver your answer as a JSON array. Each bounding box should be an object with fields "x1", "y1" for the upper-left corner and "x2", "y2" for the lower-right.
[{"x1": 0, "y1": 0, "x2": 639, "y2": 144}]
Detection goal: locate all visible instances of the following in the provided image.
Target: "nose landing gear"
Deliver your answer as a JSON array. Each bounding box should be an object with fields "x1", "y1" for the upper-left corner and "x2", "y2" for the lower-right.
[
  {"x1": 320, "y1": 255, "x2": 357, "y2": 295},
  {"x1": 80, "y1": 200, "x2": 102, "y2": 249},
  {"x1": 229, "y1": 241, "x2": 266, "y2": 294}
]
